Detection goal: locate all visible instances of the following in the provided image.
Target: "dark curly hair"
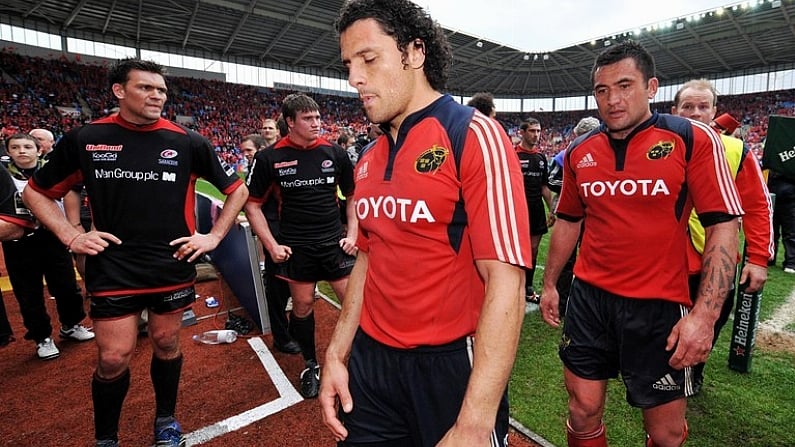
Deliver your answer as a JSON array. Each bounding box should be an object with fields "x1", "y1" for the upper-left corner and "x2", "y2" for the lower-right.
[
  {"x1": 590, "y1": 40, "x2": 655, "y2": 86},
  {"x1": 108, "y1": 58, "x2": 166, "y2": 89},
  {"x1": 335, "y1": 0, "x2": 451, "y2": 92},
  {"x1": 467, "y1": 92, "x2": 495, "y2": 116}
]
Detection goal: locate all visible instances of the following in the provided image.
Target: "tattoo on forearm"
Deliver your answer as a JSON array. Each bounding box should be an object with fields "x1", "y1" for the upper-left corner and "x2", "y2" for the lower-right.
[{"x1": 698, "y1": 245, "x2": 736, "y2": 312}]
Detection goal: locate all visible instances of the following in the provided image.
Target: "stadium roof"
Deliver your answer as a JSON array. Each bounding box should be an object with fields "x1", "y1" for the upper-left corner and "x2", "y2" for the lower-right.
[{"x1": 2, "y1": 0, "x2": 795, "y2": 97}]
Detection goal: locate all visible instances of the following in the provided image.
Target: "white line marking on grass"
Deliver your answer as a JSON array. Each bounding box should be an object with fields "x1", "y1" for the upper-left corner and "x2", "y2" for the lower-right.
[
  {"x1": 185, "y1": 337, "x2": 303, "y2": 445},
  {"x1": 318, "y1": 291, "x2": 341, "y2": 310},
  {"x1": 759, "y1": 287, "x2": 795, "y2": 333},
  {"x1": 509, "y1": 417, "x2": 557, "y2": 447}
]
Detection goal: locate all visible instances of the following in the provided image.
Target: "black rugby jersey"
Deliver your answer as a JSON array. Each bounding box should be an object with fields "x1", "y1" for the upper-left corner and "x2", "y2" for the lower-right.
[
  {"x1": 0, "y1": 166, "x2": 35, "y2": 231},
  {"x1": 246, "y1": 136, "x2": 354, "y2": 246},
  {"x1": 28, "y1": 114, "x2": 244, "y2": 296},
  {"x1": 515, "y1": 146, "x2": 549, "y2": 203}
]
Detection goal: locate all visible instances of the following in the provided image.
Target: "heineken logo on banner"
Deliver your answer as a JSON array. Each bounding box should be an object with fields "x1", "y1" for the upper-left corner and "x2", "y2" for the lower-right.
[
  {"x1": 777, "y1": 148, "x2": 795, "y2": 163},
  {"x1": 762, "y1": 115, "x2": 795, "y2": 178}
]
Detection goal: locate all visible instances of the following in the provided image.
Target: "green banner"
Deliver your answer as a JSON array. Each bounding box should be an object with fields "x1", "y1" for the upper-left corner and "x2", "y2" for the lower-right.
[
  {"x1": 728, "y1": 288, "x2": 762, "y2": 373},
  {"x1": 727, "y1": 193, "x2": 775, "y2": 373},
  {"x1": 762, "y1": 115, "x2": 795, "y2": 178}
]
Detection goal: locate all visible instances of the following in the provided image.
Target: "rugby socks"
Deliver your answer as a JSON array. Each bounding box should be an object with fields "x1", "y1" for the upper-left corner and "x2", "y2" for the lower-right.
[
  {"x1": 151, "y1": 354, "x2": 183, "y2": 418},
  {"x1": 289, "y1": 311, "x2": 316, "y2": 364},
  {"x1": 526, "y1": 267, "x2": 536, "y2": 295},
  {"x1": 92, "y1": 368, "x2": 130, "y2": 443},
  {"x1": 646, "y1": 421, "x2": 689, "y2": 447},
  {"x1": 566, "y1": 419, "x2": 607, "y2": 447}
]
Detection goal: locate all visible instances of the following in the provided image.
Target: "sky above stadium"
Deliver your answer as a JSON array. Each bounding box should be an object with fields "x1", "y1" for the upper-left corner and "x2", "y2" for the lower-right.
[{"x1": 422, "y1": 0, "x2": 734, "y2": 52}]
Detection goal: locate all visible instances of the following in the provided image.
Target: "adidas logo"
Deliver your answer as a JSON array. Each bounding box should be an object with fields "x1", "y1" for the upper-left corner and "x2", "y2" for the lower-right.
[
  {"x1": 576, "y1": 153, "x2": 597, "y2": 168},
  {"x1": 652, "y1": 373, "x2": 681, "y2": 391}
]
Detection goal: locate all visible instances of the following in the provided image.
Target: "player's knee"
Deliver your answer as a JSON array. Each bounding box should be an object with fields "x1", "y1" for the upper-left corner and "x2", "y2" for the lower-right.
[
  {"x1": 291, "y1": 297, "x2": 315, "y2": 316},
  {"x1": 568, "y1": 394, "x2": 605, "y2": 426},
  {"x1": 97, "y1": 351, "x2": 132, "y2": 378},
  {"x1": 646, "y1": 420, "x2": 688, "y2": 447},
  {"x1": 149, "y1": 329, "x2": 180, "y2": 354}
]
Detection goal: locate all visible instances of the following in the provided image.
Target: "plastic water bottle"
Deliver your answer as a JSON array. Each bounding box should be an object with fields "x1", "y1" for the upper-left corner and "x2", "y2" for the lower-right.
[{"x1": 192, "y1": 329, "x2": 237, "y2": 345}]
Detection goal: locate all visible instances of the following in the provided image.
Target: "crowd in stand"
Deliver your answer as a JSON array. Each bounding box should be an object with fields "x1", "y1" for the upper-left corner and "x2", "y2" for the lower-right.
[
  {"x1": 2, "y1": 48, "x2": 795, "y2": 170},
  {"x1": 500, "y1": 89, "x2": 795, "y2": 159}
]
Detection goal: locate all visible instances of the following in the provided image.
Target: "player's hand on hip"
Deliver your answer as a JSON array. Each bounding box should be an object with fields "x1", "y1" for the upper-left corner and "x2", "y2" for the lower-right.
[
  {"x1": 170, "y1": 232, "x2": 220, "y2": 262},
  {"x1": 319, "y1": 360, "x2": 352, "y2": 442},
  {"x1": 666, "y1": 312, "x2": 714, "y2": 370},
  {"x1": 69, "y1": 230, "x2": 121, "y2": 255}
]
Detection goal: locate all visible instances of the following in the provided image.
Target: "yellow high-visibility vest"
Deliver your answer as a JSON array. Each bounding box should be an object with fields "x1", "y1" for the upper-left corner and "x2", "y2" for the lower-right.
[{"x1": 688, "y1": 134, "x2": 743, "y2": 254}]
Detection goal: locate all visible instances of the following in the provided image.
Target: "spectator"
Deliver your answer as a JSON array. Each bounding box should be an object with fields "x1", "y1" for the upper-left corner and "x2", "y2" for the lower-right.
[
  {"x1": 1, "y1": 133, "x2": 94, "y2": 360},
  {"x1": 336, "y1": 131, "x2": 358, "y2": 164},
  {"x1": 769, "y1": 170, "x2": 795, "y2": 273},
  {"x1": 29, "y1": 128, "x2": 55, "y2": 158},
  {"x1": 671, "y1": 78, "x2": 773, "y2": 393},
  {"x1": 259, "y1": 118, "x2": 279, "y2": 147},
  {"x1": 241, "y1": 132, "x2": 301, "y2": 355},
  {"x1": 240, "y1": 133, "x2": 265, "y2": 165},
  {"x1": 546, "y1": 116, "x2": 600, "y2": 315},
  {"x1": 0, "y1": 155, "x2": 38, "y2": 348}
]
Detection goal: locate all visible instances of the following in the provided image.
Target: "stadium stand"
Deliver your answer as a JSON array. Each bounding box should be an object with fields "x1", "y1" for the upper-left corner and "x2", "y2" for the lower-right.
[{"x1": 2, "y1": 48, "x2": 794, "y2": 169}]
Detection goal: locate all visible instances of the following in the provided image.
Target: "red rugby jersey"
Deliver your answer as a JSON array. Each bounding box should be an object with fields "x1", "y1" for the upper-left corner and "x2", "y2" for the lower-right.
[
  {"x1": 355, "y1": 96, "x2": 531, "y2": 348},
  {"x1": 557, "y1": 113, "x2": 743, "y2": 305}
]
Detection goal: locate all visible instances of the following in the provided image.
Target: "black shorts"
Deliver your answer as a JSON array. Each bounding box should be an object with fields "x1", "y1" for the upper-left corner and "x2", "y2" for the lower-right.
[
  {"x1": 277, "y1": 240, "x2": 355, "y2": 283},
  {"x1": 89, "y1": 286, "x2": 196, "y2": 320},
  {"x1": 528, "y1": 200, "x2": 548, "y2": 236},
  {"x1": 339, "y1": 330, "x2": 509, "y2": 447},
  {"x1": 560, "y1": 279, "x2": 695, "y2": 408}
]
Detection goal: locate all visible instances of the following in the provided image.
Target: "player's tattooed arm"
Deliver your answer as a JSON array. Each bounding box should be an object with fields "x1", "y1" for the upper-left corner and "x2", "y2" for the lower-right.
[{"x1": 697, "y1": 243, "x2": 737, "y2": 315}]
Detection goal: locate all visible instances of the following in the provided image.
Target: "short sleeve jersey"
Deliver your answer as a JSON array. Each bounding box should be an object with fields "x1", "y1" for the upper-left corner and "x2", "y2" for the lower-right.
[
  {"x1": 515, "y1": 145, "x2": 549, "y2": 204},
  {"x1": 27, "y1": 114, "x2": 244, "y2": 296},
  {"x1": 246, "y1": 136, "x2": 354, "y2": 246},
  {"x1": 355, "y1": 95, "x2": 532, "y2": 348},
  {"x1": 557, "y1": 113, "x2": 743, "y2": 305},
  {"x1": 0, "y1": 166, "x2": 35, "y2": 231}
]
